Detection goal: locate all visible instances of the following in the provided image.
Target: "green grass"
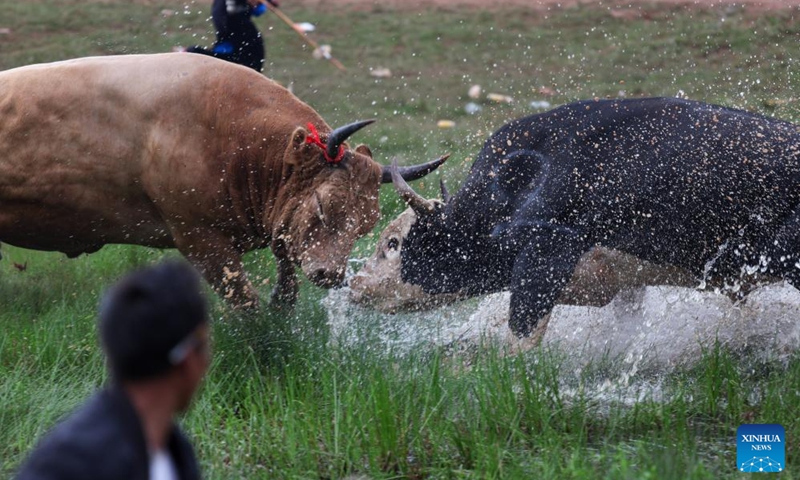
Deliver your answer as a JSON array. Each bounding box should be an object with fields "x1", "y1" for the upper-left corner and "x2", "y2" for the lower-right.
[{"x1": 3, "y1": 1, "x2": 800, "y2": 478}]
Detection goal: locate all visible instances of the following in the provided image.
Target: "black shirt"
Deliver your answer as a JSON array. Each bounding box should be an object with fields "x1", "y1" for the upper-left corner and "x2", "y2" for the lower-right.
[
  {"x1": 15, "y1": 386, "x2": 201, "y2": 480},
  {"x1": 213, "y1": 0, "x2": 255, "y2": 42}
]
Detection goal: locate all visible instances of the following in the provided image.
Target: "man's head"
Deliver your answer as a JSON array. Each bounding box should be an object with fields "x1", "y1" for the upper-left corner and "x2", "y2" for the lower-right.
[{"x1": 99, "y1": 260, "x2": 211, "y2": 410}]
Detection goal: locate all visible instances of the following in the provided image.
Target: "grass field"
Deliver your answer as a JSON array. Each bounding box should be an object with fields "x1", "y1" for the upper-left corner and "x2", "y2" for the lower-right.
[{"x1": 2, "y1": 1, "x2": 800, "y2": 478}]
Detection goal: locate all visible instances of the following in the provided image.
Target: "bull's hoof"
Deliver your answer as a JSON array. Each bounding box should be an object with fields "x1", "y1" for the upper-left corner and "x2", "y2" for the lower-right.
[
  {"x1": 527, "y1": 315, "x2": 551, "y2": 346},
  {"x1": 509, "y1": 318, "x2": 534, "y2": 339},
  {"x1": 509, "y1": 313, "x2": 551, "y2": 345}
]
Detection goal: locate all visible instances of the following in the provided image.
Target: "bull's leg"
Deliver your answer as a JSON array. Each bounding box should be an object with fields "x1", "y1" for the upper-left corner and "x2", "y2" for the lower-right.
[
  {"x1": 508, "y1": 224, "x2": 591, "y2": 338},
  {"x1": 270, "y1": 254, "x2": 299, "y2": 308},
  {"x1": 172, "y1": 231, "x2": 259, "y2": 309}
]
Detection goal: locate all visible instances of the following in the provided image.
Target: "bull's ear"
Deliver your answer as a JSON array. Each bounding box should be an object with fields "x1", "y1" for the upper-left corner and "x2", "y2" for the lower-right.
[
  {"x1": 286, "y1": 127, "x2": 308, "y2": 165},
  {"x1": 355, "y1": 144, "x2": 373, "y2": 158},
  {"x1": 291, "y1": 127, "x2": 307, "y2": 149}
]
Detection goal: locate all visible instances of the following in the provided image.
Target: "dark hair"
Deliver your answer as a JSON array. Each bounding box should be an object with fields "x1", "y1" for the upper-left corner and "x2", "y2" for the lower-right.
[{"x1": 98, "y1": 260, "x2": 209, "y2": 381}]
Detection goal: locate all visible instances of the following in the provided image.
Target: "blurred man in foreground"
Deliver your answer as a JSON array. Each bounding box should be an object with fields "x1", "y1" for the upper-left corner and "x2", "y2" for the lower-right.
[{"x1": 16, "y1": 261, "x2": 211, "y2": 480}]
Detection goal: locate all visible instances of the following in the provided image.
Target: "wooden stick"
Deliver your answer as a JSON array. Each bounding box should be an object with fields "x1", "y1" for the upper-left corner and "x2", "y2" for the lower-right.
[{"x1": 260, "y1": 1, "x2": 347, "y2": 71}]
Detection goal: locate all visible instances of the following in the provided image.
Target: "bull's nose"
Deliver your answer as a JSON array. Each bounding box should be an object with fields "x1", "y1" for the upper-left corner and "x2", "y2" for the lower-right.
[{"x1": 348, "y1": 273, "x2": 365, "y2": 290}]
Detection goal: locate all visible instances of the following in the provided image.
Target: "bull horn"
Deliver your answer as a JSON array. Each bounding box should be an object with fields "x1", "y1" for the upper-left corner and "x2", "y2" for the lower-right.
[
  {"x1": 380, "y1": 153, "x2": 450, "y2": 184},
  {"x1": 326, "y1": 119, "x2": 376, "y2": 160},
  {"x1": 440, "y1": 179, "x2": 452, "y2": 203},
  {"x1": 389, "y1": 159, "x2": 436, "y2": 215}
]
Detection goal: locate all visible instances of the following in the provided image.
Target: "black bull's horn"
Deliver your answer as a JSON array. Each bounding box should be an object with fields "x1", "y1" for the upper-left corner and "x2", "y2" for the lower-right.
[
  {"x1": 389, "y1": 158, "x2": 442, "y2": 215},
  {"x1": 440, "y1": 178, "x2": 452, "y2": 203},
  {"x1": 381, "y1": 154, "x2": 450, "y2": 184},
  {"x1": 326, "y1": 119, "x2": 449, "y2": 183}
]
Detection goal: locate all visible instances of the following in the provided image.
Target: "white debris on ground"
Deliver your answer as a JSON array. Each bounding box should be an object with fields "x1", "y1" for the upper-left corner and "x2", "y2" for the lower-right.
[
  {"x1": 369, "y1": 67, "x2": 392, "y2": 78},
  {"x1": 464, "y1": 102, "x2": 482, "y2": 114},
  {"x1": 468, "y1": 84, "x2": 482, "y2": 99},
  {"x1": 464, "y1": 84, "x2": 558, "y2": 113},
  {"x1": 294, "y1": 22, "x2": 315, "y2": 33},
  {"x1": 529, "y1": 100, "x2": 552, "y2": 109},
  {"x1": 486, "y1": 92, "x2": 514, "y2": 103},
  {"x1": 312, "y1": 44, "x2": 333, "y2": 60}
]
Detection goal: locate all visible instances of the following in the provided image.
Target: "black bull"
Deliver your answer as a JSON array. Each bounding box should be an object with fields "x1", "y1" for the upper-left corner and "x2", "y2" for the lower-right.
[{"x1": 392, "y1": 97, "x2": 800, "y2": 337}]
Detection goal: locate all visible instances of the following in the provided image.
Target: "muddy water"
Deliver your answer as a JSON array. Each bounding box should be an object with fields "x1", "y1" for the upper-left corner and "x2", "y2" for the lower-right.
[{"x1": 324, "y1": 279, "x2": 800, "y2": 403}]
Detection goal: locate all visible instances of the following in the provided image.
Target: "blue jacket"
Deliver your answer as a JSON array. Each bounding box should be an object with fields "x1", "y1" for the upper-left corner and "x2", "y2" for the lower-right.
[{"x1": 15, "y1": 386, "x2": 201, "y2": 480}]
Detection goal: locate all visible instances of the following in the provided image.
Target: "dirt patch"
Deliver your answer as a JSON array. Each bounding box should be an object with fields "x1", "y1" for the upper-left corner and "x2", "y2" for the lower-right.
[{"x1": 293, "y1": 0, "x2": 800, "y2": 11}]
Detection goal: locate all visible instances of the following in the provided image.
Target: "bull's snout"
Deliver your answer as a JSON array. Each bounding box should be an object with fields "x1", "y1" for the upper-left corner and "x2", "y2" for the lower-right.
[
  {"x1": 347, "y1": 272, "x2": 378, "y2": 303},
  {"x1": 305, "y1": 265, "x2": 346, "y2": 288},
  {"x1": 348, "y1": 272, "x2": 369, "y2": 293}
]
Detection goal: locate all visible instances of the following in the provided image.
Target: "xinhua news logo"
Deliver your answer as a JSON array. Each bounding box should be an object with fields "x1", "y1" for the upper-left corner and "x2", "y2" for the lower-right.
[{"x1": 737, "y1": 424, "x2": 785, "y2": 473}]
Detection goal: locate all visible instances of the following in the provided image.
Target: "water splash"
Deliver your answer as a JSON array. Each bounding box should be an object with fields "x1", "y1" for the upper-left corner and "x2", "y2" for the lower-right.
[{"x1": 324, "y1": 279, "x2": 800, "y2": 406}]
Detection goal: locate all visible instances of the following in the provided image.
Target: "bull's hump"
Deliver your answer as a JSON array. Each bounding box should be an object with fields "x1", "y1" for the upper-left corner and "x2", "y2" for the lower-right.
[{"x1": 3, "y1": 53, "x2": 269, "y2": 102}]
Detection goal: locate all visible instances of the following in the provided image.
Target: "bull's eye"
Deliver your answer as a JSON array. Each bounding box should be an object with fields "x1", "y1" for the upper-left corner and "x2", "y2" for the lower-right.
[{"x1": 384, "y1": 236, "x2": 401, "y2": 261}]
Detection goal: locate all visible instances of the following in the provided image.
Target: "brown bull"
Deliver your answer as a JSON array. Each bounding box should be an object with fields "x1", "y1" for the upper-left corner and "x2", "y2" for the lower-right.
[{"x1": 0, "y1": 53, "x2": 444, "y2": 307}]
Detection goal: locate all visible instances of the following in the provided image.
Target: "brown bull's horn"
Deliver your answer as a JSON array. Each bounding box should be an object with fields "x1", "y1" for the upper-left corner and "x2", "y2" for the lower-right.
[
  {"x1": 440, "y1": 179, "x2": 452, "y2": 203},
  {"x1": 326, "y1": 119, "x2": 376, "y2": 160},
  {"x1": 380, "y1": 153, "x2": 450, "y2": 184},
  {"x1": 390, "y1": 159, "x2": 436, "y2": 215}
]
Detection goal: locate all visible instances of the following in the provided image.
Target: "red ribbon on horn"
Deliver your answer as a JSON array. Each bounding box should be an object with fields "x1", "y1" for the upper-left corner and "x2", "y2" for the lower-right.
[{"x1": 305, "y1": 123, "x2": 345, "y2": 164}]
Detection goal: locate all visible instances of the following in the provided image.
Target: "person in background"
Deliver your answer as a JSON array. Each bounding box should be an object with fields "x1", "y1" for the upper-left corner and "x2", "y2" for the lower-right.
[
  {"x1": 15, "y1": 261, "x2": 211, "y2": 480},
  {"x1": 186, "y1": 0, "x2": 280, "y2": 72}
]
